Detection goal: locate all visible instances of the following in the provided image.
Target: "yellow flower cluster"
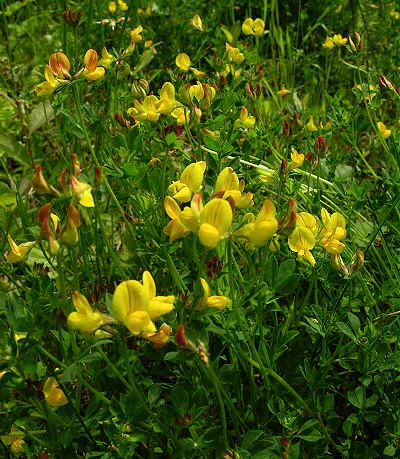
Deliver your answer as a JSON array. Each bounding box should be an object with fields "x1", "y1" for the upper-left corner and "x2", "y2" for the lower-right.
[
  {"x1": 242, "y1": 18, "x2": 265, "y2": 36},
  {"x1": 323, "y1": 34, "x2": 347, "y2": 49}
]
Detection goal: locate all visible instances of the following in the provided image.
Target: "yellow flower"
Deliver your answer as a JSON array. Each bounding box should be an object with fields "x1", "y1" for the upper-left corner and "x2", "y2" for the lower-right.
[
  {"x1": 128, "y1": 95, "x2": 160, "y2": 122},
  {"x1": 70, "y1": 175, "x2": 95, "y2": 207},
  {"x1": 168, "y1": 161, "x2": 206, "y2": 202},
  {"x1": 130, "y1": 25, "x2": 143, "y2": 43},
  {"x1": 6, "y1": 234, "x2": 36, "y2": 264},
  {"x1": 112, "y1": 271, "x2": 175, "y2": 335},
  {"x1": 234, "y1": 106, "x2": 255, "y2": 129},
  {"x1": 288, "y1": 148, "x2": 305, "y2": 171},
  {"x1": 234, "y1": 199, "x2": 278, "y2": 248},
  {"x1": 227, "y1": 46, "x2": 244, "y2": 64},
  {"x1": 149, "y1": 157, "x2": 161, "y2": 167},
  {"x1": 196, "y1": 278, "x2": 228, "y2": 310},
  {"x1": 49, "y1": 52, "x2": 71, "y2": 78},
  {"x1": 306, "y1": 115, "x2": 317, "y2": 132},
  {"x1": 157, "y1": 82, "x2": 178, "y2": 115},
  {"x1": 83, "y1": 49, "x2": 105, "y2": 81},
  {"x1": 288, "y1": 226, "x2": 316, "y2": 266},
  {"x1": 171, "y1": 107, "x2": 190, "y2": 125},
  {"x1": 296, "y1": 212, "x2": 320, "y2": 235},
  {"x1": 319, "y1": 208, "x2": 346, "y2": 254},
  {"x1": 43, "y1": 377, "x2": 68, "y2": 407},
  {"x1": 390, "y1": 10, "x2": 400, "y2": 20},
  {"x1": 355, "y1": 84, "x2": 376, "y2": 103},
  {"x1": 215, "y1": 167, "x2": 254, "y2": 209},
  {"x1": 176, "y1": 53, "x2": 191, "y2": 71},
  {"x1": 67, "y1": 291, "x2": 110, "y2": 334},
  {"x1": 108, "y1": 1, "x2": 117, "y2": 12},
  {"x1": 145, "y1": 40, "x2": 152, "y2": 48},
  {"x1": 198, "y1": 199, "x2": 232, "y2": 248},
  {"x1": 189, "y1": 81, "x2": 204, "y2": 103},
  {"x1": 163, "y1": 196, "x2": 191, "y2": 242},
  {"x1": 34, "y1": 65, "x2": 60, "y2": 96},
  {"x1": 190, "y1": 14, "x2": 204, "y2": 31},
  {"x1": 322, "y1": 36, "x2": 335, "y2": 49},
  {"x1": 142, "y1": 323, "x2": 172, "y2": 348},
  {"x1": 118, "y1": 0, "x2": 128, "y2": 11},
  {"x1": 332, "y1": 34, "x2": 347, "y2": 46},
  {"x1": 377, "y1": 121, "x2": 391, "y2": 139},
  {"x1": 98, "y1": 47, "x2": 115, "y2": 68},
  {"x1": 277, "y1": 85, "x2": 290, "y2": 96},
  {"x1": 138, "y1": 7, "x2": 151, "y2": 16},
  {"x1": 1, "y1": 426, "x2": 25, "y2": 453},
  {"x1": 242, "y1": 18, "x2": 265, "y2": 36}
]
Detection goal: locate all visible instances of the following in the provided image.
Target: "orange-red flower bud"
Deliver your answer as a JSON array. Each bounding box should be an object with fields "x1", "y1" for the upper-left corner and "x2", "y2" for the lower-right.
[{"x1": 49, "y1": 52, "x2": 71, "y2": 79}]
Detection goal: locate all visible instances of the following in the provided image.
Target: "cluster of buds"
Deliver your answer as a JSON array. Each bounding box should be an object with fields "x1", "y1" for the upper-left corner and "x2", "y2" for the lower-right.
[
  {"x1": 174, "y1": 324, "x2": 209, "y2": 364},
  {"x1": 314, "y1": 135, "x2": 326, "y2": 152},
  {"x1": 331, "y1": 248, "x2": 364, "y2": 277},
  {"x1": 245, "y1": 82, "x2": 261, "y2": 99},
  {"x1": 114, "y1": 111, "x2": 134, "y2": 129},
  {"x1": 62, "y1": 6, "x2": 81, "y2": 27},
  {"x1": 131, "y1": 79, "x2": 149, "y2": 98},
  {"x1": 33, "y1": 154, "x2": 95, "y2": 208}
]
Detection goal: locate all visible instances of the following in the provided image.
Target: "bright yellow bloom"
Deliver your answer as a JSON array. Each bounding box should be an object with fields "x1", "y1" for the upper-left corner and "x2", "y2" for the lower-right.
[
  {"x1": 35, "y1": 65, "x2": 61, "y2": 96},
  {"x1": 355, "y1": 84, "x2": 376, "y2": 103},
  {"x1": 191, "y1": 67, "x2": 207, "y2": 79},
  {"x1": 168, "y1": 161, "x2": 206, "y2": 202},
  {"x1": 190, "y1": 14, "x2": 204, "y2": 31},
  {"x1": 112, "y1": 271, "x2": 175, "y2": 335},
  {"x1": 227, "y1": 46, "x2": 244, "y2": 64},
  {"x1": 234, "y1": 106, "x2": 255, "y2": 129},
  {"x1": 319, "y1": 208, "x2": 346, "y2": 254},
  {"x1": 1, "y1": 426, "x2": 25, "y2": 453},
  {"x1": 332, "y1": 34, "x2": 347, "y2": 46},
  {"x1": 128, "y1": 95, "x2": 160, "y2": 122},
  {"x1": 49, "y1": 52, "x2": 71, "y2": 78},
  {"x1": 234, "y1": 199, "x2": 278, "y2": 248},
  {"x1": 98, "y1": 47, "x2": 115, "y2": 68},
  {"x1": 70, "y1": 175, "x2": 95, "y2": 207},
  {"x1": 108, "y1": 1, "x2": 117, "y2": 12},
  {"x1": 43, "y1": 377, "x2": 68, "y2": 407},
  {"x1": 288, "y1": 148, "x2": 304, "y2": 171},
  {"x1": 242, "y1": 18, "x2": 265, "y2": 36},
  {"x1": 176, "y1": 53, "x2": 191, "y2": 71},
  {"x1": 142, "y1": 323, "x2": 172, "y2": 348},
  {"x1": 130, "y1": 25, "x2": 143, "y2": 43},
  {"x1": 171, "y1": 107, "x2": 190, "y2": 125},
  {"x1": 163, "y1": 196, "x2": 191, "y2": 242},
  {"x1": 6, "y1": 234, "x2": 36, "y2": 264},
  {"x1": 377, "y1": 121, "x2": 391, "y2": 139},
  {"x1": 306, "y1": 115, "x2": 318, "y2": 132},
  {"x1": 189, "y1": 81, "x2": 205, "y2": 103},
  {"x1": 67, "y1": 291, "x2": 110, "y2": 334},
  {"x1": 82, "y1": 49, "x2": 105, "y2": 81},
  {"x1": 118, "y1": 0, "x2": 128, "y2": 11},
  {"x1": 196, "y1": 278, "x2": 228, "y2": 310},
  {"x1": 138, "y1": 6, "x2": 151, "y2": 16},
  {"x1": 157, "y1": 82, "x2": 178, "y2": 115},
  {"x1": 277, "y1": 85, "x2": 290, "y2": 96},
  {"x1": 322, "y1": 37, "x2": 335, "y2": 49},
  {"x1": 215, "y1": 167, "x2": 253, "y2": 209},
  {"x1": 390, "y1": 10, "x2": 400, "y2": 20},
  {"x1": 288, "y1": 226, "x2": 316, "y2": 266},
  {"x1": 296, "y1": 212, "x2": 320, "y2": 235},
  {"x1": 198, "y1": 199, "x2": 232, "y2": 248}
]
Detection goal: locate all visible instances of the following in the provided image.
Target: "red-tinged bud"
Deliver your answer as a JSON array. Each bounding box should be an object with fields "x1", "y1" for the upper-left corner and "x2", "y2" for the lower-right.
[
  {"x1": 59, "y1": 168, "x2": 68, "y2": 189},
  {"x1": 49, "y1": 52, "x2": 71, "y2": 79},
  {"x1": 33, "y1": 165, "x2": 50, "y2": 193},
  {"x1": 256, "y1": 83, "x2": 261, "y2": 95},
  {"x1": 76, "y1": 11, "x2": 81, "y2": 22},
  {"x1": 71, "y1": 154, "x2": 80, "y2": 176},
  {"x1": 69, "y1": 7, "x2": 74, "y2": 22},
  {"x1": 245, "y1": 82, "x2": 255, "y2": 97},
  {"x1": 278, "y1": 198, "x2": 297, "y2": 232},
  {"x1": 175, "y1": 324, "x2": 187, "y2": 348},
  {"x1": 306, "y1": 151, "x2": 313, "y2": 162},
  {"x1": 349, "y1": 248, "x2": 364, "y2": 275},
  {"x1": 38, "y1": 203, "x2": 52, "y2": 224},
  {"x1": 280, "y1": 158, "x2": 287, "y2": 173},
  {"x1": 95, "y1": 166, "x2": 102, "y2": 185},
  {"x1": 293, "y1": 111, "x2": 298, "y2": 123},
  {"x1": 67, "y1": 204, "x2": 81, "y2": 227},
  {"x1": 48, "y1": 235, "x2": 60, "y2": 256},
  {"x1": 280, "y1": 437, "x2": 289, "y2": 449},
  {"x1": 219, "y1": 74, "x2": 226, "y2": 88},
  {"x1": 314, "y1": 135, "x2": 326, "y2": 152},
  {"x1": 378, "y1": 74, "x2": 395, "y2": 91},
  {"x1": 331, "y1": 253, "x2": 349, "y2": 275},
  {"x1": 312, "y1": 154, "x2": 319, "y2": 168},
  {"x1": 348, "y1": 32, "x2": 362, "y2": 51},
  {"x1": 283, "y1": 118, "x2": 289, "y2": 136}
]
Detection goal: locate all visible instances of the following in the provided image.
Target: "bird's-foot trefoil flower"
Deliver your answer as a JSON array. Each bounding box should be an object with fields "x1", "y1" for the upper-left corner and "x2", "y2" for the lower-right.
[
  {"x1": 214, "y1": 167, "x2": 253, "y2": 209},
  {"x1": 112, "y1": 271, "x2": 175, "y2": 335},
  {"x1": 43, "y1": 377, "x2": 68, "y2": 407},
  {"x1": 176, "y1": 53, "x2": 191, "y2": 71},
  {"x1": 196, "y1": 278, "x2": 228, "y2": 311},
  {"x1": 67, "y1": 291, "x2": 112, "y2": 334},
  {"x1": 168, "y1": 161, "x2": 206, "y2": 202},
  {"x1": 6, "y1": 234, "x2": 37, "y2": 264},
  {"x1": 142, "y1": 323, "x2": 172, "y2": 348},
  {"x1": 234, "y1": 106, "x2": 255, "y2": 129}
]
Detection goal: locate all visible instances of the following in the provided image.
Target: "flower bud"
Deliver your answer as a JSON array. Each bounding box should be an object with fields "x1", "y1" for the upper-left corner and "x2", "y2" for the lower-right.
[
  {"x1": 33, "y1": 165, "x2": 50, "y2": 194},
  {"x1": 190, "y1": 14, "x2": 203, "y2": 32},
  {"x1": 278, "y1": 198, "x2": 297, "y2": 232},
  {"x1": 349, "y1": 248, "x2": 364, "y2": 275},
  {"x1": 95, "y1": 166, "x2": 102, "y2": 185},
  {"x1": 49, "y1": 52, "x2": 71, "y2": 79},
  {"x1": 131, "y1": 79, "x2": 149, "y2": 98},
  {"x1": 71, "y1": 154, "x2": 80, "y2": 176},
  {"x1": 348, "y1": 32, "x2": 362, "y2": 51},
  {"x1": 314, "y1": 135, "x2": 326, "y2": 152},
  {"x1": 331, "y1": 253, "x2": 349, "y2": 275},
  {"x1": 305, "y1": 151, "x2": 313, "y2": 162}
]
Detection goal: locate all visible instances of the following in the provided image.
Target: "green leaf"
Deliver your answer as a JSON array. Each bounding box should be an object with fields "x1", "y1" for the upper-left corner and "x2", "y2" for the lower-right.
[
  {"x1": 0, "y1": 192, "x2": 17, "y2": 211},
  {"x1": 241, "y1": 430, "x2": 264, "y2": 450},
  {"x1": 29, "y1": 101, "x2": 54, "y2": 134},
  {"x1": 347, "y1": 386, "x2": 365, "y2": 409}
]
